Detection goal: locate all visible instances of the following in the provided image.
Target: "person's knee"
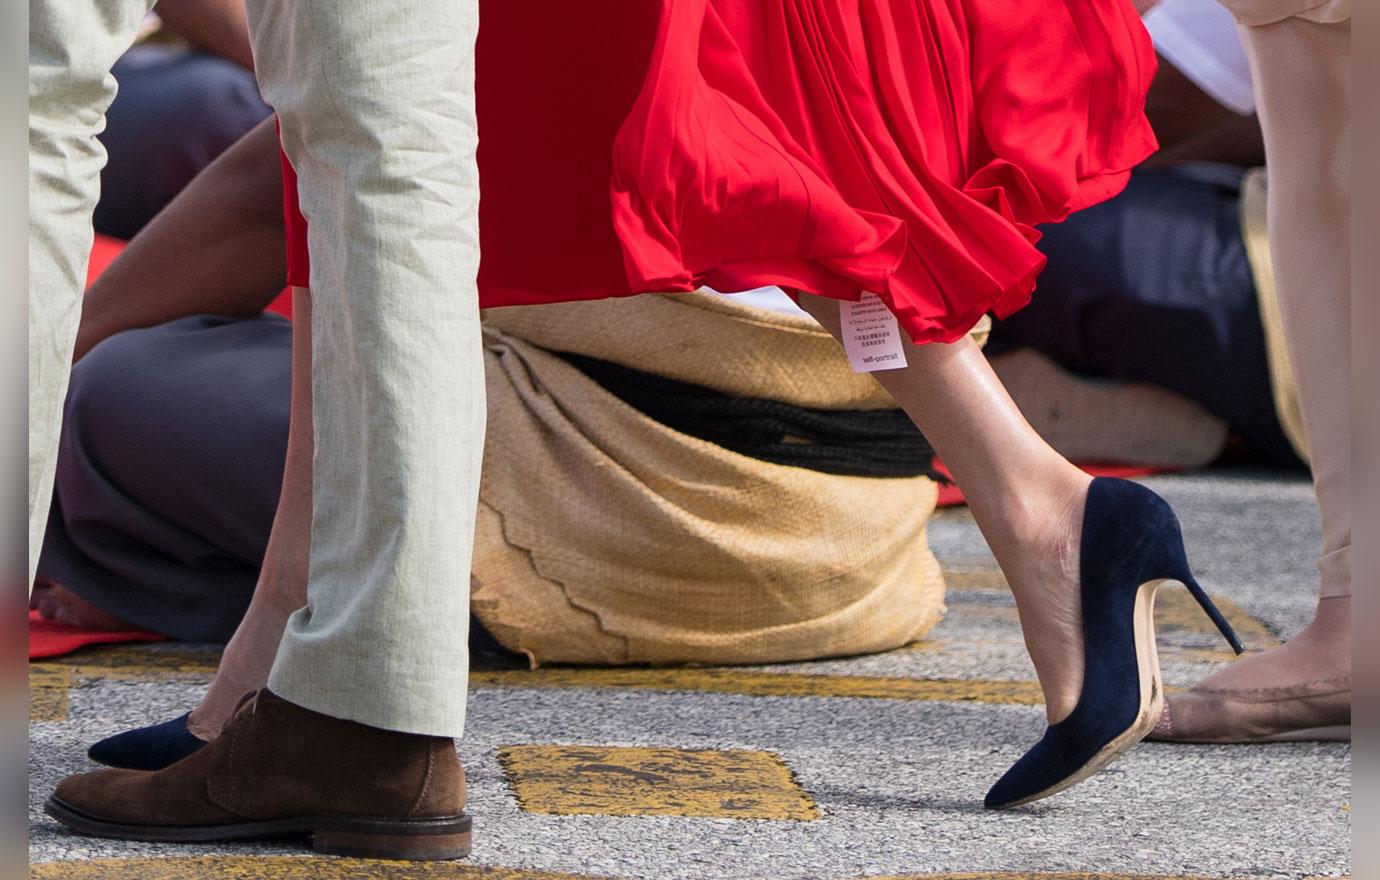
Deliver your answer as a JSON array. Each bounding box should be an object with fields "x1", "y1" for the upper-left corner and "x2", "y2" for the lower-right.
[
  {"x1": 63, "y1": 325, "x2": 183, "y2": 470},
  {"x1": 170, "y1": 54, "x2": 273, "y2": 151}
]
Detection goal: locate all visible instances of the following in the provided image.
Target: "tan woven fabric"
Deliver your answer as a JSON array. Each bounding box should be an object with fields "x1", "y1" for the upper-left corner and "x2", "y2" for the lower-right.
[
  {"x1": 483, "y1": 290, "x2": 988, "y2": 412},
  {"x1": 471, "y1": 292, "x2": 954, "y2": 667},
  {"x1": 1219, "y1": 0, "x2": 1348, "y2": 25},
  {"x1": 1240, "y1": 168, "x2": 1308, "y2": 463}
]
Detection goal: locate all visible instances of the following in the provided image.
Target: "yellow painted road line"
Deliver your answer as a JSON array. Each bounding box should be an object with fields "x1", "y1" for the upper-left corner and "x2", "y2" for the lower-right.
[
  {"x1": 943, "y1": 571, "x2": 1279, "y2": 649},
  {"x1": 28, "y1": 665, "x2": 71, "y2": 724},
  {"x1": 24, "y1": 871, "x2": 1335, "y2": 880},
  {"x1": 27, "y1": 862, "x2": 1326, "y2": 880},
  {"x1": 29, "y1": 857, "x2": 609, "y2": 880},
  {"x1": 43, "y1": 644, "x2": 221, "y2": 676},
  {"x1": 499, "y1": 744, "x2": 819, "y2": 820},
  {"x1": 867, "y1": 875, "x2": 1229, "y2": 880},
  {"x1": 39, "y1": 569, "x2": 1269, "y2": 720},
  {"x1": 472, "y1": 667, "x2": 1047, "y2": 705},
  {"x1": 941, "y1": 570, "x2": 1010, "y2": 591},
  {"x1": 29, "y1": 661, "x2": 1048, "y2": 728},
  {"x1": 29, "y1": 646, "x2": 219, "y2": 723}
]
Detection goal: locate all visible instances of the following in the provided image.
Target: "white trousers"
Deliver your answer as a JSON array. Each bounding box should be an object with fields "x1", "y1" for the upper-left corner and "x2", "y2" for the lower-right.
[
  {"x1": 245, "y1": 3, "x2": 485, "y2": 737},
  {"x1": 1234, "y1": 7, "x2": 1351, "y2": 598},
  {"x1": 29, "y1": 0, "x2": 154, "y2": 589}
]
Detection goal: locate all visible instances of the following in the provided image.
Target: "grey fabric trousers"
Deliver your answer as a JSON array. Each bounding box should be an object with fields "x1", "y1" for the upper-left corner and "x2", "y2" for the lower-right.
[
  {"x1": 31, "y1": 2, "x2": 485, "y2": 737},
  {"x1": 39, "y1": 315, "x2": 292, "y2": 643},
  {"x1": 39, "y1": 316, "x2": 514, "y2": 663}
]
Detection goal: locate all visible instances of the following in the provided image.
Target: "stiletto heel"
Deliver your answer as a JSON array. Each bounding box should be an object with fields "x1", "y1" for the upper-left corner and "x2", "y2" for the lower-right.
[
  {"x1": 1136, "y1": 504, "x2": 1246, "y2": 656},
  {"x1": 985, "y1": 477, "x2": 1245, "y2": 810},
  {"x1": 1180, "y1": 574, "x2": 1245, "y2": 655}
]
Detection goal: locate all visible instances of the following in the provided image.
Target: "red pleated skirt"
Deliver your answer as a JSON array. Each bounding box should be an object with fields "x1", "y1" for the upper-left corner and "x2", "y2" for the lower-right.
[{"x1": 282, "y1": 0, "x2": 1157, "y2": 344}]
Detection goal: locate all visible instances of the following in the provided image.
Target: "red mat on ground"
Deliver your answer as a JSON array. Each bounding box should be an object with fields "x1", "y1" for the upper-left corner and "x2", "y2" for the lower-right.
[
  {"x1": 933, "y1": 460, "x2": 1168, "y2": 508},
  {"x1": 28, "y1": 610, "x2": 166, "y2": 660}
]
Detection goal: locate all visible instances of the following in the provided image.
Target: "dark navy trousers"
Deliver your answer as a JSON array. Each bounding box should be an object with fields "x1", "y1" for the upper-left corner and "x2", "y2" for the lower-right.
[{"x1": 988, "y1": 164, "x2": 1300, "y2": 467}]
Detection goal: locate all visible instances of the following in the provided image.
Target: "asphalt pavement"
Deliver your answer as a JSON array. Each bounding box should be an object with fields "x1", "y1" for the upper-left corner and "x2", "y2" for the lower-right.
[{"x1": 28, "y1": 470, "x2": 1350, "y2": 879}]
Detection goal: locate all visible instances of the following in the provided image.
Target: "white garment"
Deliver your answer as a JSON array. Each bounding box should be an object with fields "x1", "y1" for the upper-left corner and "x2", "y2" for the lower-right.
[
  {"x1": 1144, "y1": 0, "x2": 1257, "y2": 115},
  {"x1": 708, "y1": 286, "x2": 811, "y2": 318}
]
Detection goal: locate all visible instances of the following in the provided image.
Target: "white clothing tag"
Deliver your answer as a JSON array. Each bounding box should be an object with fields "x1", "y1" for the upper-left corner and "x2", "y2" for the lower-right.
[{"x1": 840, "y1": 292, "x2": 908, "y2": 373}]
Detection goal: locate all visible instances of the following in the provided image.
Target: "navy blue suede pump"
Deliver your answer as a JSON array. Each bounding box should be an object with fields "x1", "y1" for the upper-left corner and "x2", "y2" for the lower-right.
[
  {"x1": 984, "y1": 477, "x2": 1244, "y2": 810},
  {"x1": 87, "y1": 713, "x2": 208, "y2": 771}
]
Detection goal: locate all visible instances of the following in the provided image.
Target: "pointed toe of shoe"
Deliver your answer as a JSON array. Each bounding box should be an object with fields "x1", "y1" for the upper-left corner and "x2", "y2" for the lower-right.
[
  {"x1": 49, "y1": 767, "x2": 148, "y2": 822},
  {"x1": 983, "y1": 734, "x2": 1057, "y2": 810},
  {"x1": 983, "y1": 774, "x2": 1022, "y2": 810},
  {"x1": 87, "y1": 713, "x2": 206, "y2": 771}
]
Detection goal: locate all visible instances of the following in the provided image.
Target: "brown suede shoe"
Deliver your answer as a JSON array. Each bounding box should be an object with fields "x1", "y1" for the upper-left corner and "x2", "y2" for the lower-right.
[
  {"x1": 1148, "y1": 676, "x2": 1351, "y2": 744},
  {"x1": 45, "y1": 690, "x2": 471, "y2": 860}
]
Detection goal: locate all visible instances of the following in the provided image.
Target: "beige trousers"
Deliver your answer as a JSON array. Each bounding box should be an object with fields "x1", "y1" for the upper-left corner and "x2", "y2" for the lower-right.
[
  {"x1": 244, "y1": 3, "x2": 485, "y2": 737},
  {"x1": 1234, "y1": 6, "x2": 1351, "y2": 597},
  {"x1": 28, "y1": 0, "x2": 154, "y2": 589}
]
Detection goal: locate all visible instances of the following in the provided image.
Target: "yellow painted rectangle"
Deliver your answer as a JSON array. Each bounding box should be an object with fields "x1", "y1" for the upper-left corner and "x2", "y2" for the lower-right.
[
  {"x1": 29, "y1": 665, "x2": 71, "y2": 723},
  {"x1": 499, "y1": 744, "x2": 819, "y2": 820},
  {"x1": 473, "y1": 667, "x2": 1046, "y2": 705}
]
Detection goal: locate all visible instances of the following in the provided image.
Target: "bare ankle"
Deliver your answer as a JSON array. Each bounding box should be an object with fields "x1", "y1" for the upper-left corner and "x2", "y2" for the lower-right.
[
  {"x1": 1298, "y1": 595, "x2": 1350, "y2": 672},
  {"x1": 255, "y1": 570, "x2": 308, "y2": 619},
  {"x1": 185, "y1": 710, "x2": 220, "y2": 742},
  {"x1": 994, "y1": 471, "x2": 1091, "y2": 594}
]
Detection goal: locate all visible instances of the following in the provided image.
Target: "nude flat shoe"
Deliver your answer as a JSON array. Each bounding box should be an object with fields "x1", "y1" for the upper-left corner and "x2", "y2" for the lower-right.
[{"x1": 1149, "y1": 676, "x2": 1350, "y2": 743}]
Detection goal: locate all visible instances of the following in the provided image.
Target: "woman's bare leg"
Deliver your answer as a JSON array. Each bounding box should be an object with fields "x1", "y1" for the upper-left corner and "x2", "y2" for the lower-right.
[
  {"x1": 186, "y1": 287, "x2": 312, "y2": 740},
  {"x1": 798, "y1": 294, "x2": 1091, "y2": 723}
]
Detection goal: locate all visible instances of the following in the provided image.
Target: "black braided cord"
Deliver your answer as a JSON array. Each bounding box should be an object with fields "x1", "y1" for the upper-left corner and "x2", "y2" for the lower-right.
[{"x1": 555, "y1": 351, "x2": 943, "y2": 480}]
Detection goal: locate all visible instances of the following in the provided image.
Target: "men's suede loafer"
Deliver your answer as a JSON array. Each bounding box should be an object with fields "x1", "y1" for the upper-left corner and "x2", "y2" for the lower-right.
[{"x1": 45, "y1": 690, "x2": 472, "y2": 860}]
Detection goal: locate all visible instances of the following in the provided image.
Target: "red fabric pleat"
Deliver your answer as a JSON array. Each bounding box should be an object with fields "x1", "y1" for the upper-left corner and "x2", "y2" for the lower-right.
[{"x1": 283, "y1": 0, "x2": 1157, "y2": 344}]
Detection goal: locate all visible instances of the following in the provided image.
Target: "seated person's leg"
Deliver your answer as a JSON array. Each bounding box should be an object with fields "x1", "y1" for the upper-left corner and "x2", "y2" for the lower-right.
[
  {"x1": 988, "y1": 165, "x2": 1300, "y2": 468},
  {"x1": 35, "y1": 314, "x2": 291, "y2": 642},
  {"x1": 94, "y1": 44, "x2": 271, "y2": 239}
]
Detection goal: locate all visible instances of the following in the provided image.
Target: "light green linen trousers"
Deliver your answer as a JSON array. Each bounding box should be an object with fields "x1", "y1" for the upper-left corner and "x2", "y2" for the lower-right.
[
  {"x1": 30, "y1": 2, "x2": 484, "y2": 737},
  {"x1": 29, "y1": 0, "x2": 153, "y2": 590},
  {"x1": 246, "y1": 3, "x2": 485, "y2": 738}
]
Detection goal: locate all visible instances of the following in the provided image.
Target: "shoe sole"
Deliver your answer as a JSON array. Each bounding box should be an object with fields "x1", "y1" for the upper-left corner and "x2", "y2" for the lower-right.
[
  {"x1": 1251, "y1": 725, "x2": 1351, "y2": 743},
  {"x1": 1151, "y1": 724, "x2": 1352, "y2": 745},
  {"x1": 992, "y1": 578, "x2": 1167, "y2": 810},
  {"x1": 44, "y1": 796, "x2": 472, "y2": 861}
]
